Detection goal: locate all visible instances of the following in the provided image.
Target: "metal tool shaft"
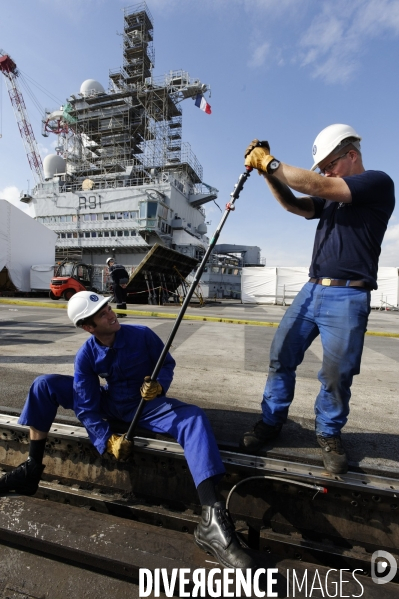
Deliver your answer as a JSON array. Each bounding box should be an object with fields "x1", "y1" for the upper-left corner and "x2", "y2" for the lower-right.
[{"x1": 125, "y1": 167, "x2": 252, "y2": 441}]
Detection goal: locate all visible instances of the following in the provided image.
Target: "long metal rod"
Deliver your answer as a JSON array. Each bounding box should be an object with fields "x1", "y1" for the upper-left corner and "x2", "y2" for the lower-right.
[{"x1": 125, "y1": 167, "x2": 252, "y2": 441}]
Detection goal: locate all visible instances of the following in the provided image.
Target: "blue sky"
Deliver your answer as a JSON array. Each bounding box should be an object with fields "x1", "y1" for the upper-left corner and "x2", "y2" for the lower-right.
[{"x1": 0, "y1": 0, "x2": 398, "y2": 266}]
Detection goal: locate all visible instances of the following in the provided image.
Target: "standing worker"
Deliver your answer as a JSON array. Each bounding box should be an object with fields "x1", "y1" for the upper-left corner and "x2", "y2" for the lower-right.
[
  {"x1": 240, "y1": 124, "x2": 395, "y2": 474},
  {"x1": 106, "y1": 257, "x2": 129, "y2": 316},
  {"x1": 0, "y1": 291, "x2": 255, "y2": 571}
]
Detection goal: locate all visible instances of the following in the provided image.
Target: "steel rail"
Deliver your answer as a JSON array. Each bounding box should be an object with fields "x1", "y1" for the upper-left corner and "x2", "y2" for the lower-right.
[
  {"x1": 1, "y1": 414, "x2": 399, "y2": 591},
  {"x1": 30, "y1": 480, "x2": 399, "y2": 577},
  {"x1": 1, "y1": 414, "x2": 398, "y2": 496},
  {"x1": 0, "y1": 480, "x2": 398, "y2": 591}
]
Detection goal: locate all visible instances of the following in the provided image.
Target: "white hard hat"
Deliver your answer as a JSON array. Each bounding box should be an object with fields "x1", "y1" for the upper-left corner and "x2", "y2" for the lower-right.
[
  {"x1": 106, "y1": 257, "x2": 114, "y2": 265},
  {"x1": 67, "y1": 291, "x2": 109, "y2": 326},
  {"x1": 311, "y1": 124, "x2": 361, "y2": 171}
]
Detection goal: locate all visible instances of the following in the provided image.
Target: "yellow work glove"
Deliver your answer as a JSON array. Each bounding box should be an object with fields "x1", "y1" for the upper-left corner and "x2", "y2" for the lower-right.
[
  {"x1": 244, "y1": 139, "x2": 270, "y2": 159},
  {"x1": 106, "y1": 433, "x2": 133, "y2": 460},
  {"x1": 244, "y1": 139, "x2": 275, "y2": 174},
  {"x1": 140, "y1": 376, "x2": 163, "y2": 400}
]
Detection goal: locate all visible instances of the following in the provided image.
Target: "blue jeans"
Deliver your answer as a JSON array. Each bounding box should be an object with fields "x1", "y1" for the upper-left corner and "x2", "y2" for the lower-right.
[{"x1": 262, "y1": 282, "x2": 371, "y2": 436}]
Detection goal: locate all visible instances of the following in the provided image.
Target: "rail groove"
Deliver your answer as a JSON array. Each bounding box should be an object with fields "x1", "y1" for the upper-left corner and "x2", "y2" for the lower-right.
[{"x1": 0, "y1": 413, "x2": 398, "y2": 596}]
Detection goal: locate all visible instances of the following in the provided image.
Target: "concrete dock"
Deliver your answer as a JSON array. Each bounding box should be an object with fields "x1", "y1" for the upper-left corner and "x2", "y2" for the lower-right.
[{"x1": 0, "y1": 298, "x2": 398, "y2": 474}]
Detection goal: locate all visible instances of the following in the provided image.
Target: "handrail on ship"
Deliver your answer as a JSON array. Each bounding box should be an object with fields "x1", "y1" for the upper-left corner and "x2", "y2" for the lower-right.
[{"x1": 32, "y1": 176, "x2": 213, "y2": 197}]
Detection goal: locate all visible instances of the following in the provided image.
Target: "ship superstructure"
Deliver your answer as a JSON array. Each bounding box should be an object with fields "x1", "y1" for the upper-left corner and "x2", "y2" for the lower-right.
[{"x1": 22, "y1": 2, "x2": 217, "y2": 269}]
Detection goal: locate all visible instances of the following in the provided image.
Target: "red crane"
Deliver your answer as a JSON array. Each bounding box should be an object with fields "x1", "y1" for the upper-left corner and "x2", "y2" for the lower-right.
[{"x1": 0, "y1": 51, "x2": 44, "y2": 184}]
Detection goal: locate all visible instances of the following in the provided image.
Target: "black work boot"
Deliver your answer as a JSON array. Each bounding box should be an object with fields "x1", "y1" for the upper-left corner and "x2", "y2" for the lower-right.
[
  {"x1": 239, "y1": 420, "x2": 282, "y2": 453},
  {"x1": 116, "y1": 303, "x2": 127, "y2": 318},
  {"x1": 0, "y1": 457, "x2": 45, "y2": 496},
  {"x1": 317, "y1": 435, "x2": 348, "y2": 474},
  {"x1": 194, "y1": 501, "x2": 256, "y2": 570}
]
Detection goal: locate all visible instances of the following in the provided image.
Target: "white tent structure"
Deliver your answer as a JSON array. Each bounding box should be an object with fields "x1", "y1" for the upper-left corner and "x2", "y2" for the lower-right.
[
  {"x1": 0, "y1": 200, "x2": 57, "y2": 292},
  {"x1": 371, "y1": 267, "x2": 399, "y2": 309},
  {"x1": 241, "y1": 267, "x2": 309, "y2": 305},
  {"x1": 242, "y1": 266, "x2": 399, "y2": 309}
]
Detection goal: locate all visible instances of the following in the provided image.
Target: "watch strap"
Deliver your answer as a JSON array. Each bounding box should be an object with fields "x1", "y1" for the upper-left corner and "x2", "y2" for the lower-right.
[{"x1": 266, "y1": 159, "x2": 281, "y2": 174}]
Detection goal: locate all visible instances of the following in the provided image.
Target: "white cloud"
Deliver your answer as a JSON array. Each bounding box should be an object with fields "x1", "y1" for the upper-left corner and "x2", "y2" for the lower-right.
[
  {"x1": 240, "y1": 0, "x2": 399, "y2": 83},
  {"x1": 299, "y1": 0, "x2": 399, "y2": 84},
  {"x1": 38, "y1": 142, "x2": 52, "y2": 158},
  {"x1": 148, "y1": 0, "x2": 301, "y2": 16},
  {"x1": 0, "y1": 186, "x2": 34, "y2": 217},
  {"x1": 384, "y1": 222, "x2": 399, "y2": 242},
  {"x1": 38, "y1": 0, "x2": 109, "y2": 22},
  {"x1": 380, "y1": 222, "x2": 399, "y2": 266},
  {"x1": 357, "y1": 0, "x2": 399, "y2": 36},
  {"x1": 248, "y1": 42, "x2": 271, "y2": 68}
]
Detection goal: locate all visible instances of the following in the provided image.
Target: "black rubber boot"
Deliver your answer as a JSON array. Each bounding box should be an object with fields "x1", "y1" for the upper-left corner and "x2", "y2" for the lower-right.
[
  {"x1": 194, "y1": 501, "x2": 256, "y2": 570},
  {"x1": 0, "y1": 457, "x2": 45, "y2": 496},
  {"x1": 317, "y1": 435, "x2": 348, "y2": 474},
  {"x1": 239, "y1": 420, "x2": 282, "y2": 453}
]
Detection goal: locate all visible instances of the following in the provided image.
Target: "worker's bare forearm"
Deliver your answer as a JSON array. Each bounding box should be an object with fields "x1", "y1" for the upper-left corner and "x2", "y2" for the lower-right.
[
  {"x1": 273, "y1": 163, "x2": 352, "y2": 203},
  {"x1": 264, "y1": 174, "x2": 315, "y2": 217}
]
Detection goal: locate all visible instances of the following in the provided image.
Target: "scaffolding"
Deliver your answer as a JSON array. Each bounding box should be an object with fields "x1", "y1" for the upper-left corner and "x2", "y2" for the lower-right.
[{"x1": 45, "y1": 2, "x2": 209, "y2": 186}]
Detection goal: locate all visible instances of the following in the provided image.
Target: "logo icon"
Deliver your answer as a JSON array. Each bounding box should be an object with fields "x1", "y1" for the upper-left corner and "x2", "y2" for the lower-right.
[
  {"x1": 312, "y1": 144, "x2": 317, "y2": 156},
  {"x1": 90, "y1": 294, "x2": 99, "y2": 302},
  {"x1": 371, "y1": 550, "x2": 397, "y2": 584}
]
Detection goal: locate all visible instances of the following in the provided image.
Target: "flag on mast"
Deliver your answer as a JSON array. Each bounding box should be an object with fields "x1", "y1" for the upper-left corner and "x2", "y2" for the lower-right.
[{"x1": 194, "y1": 93, "x2": 212, "y2": 114}]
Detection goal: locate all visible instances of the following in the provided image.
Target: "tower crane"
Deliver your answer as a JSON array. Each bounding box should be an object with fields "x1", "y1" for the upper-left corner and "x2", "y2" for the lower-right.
[{"x1": 0, "y1": 51, "x2": 44, "y2": 184}]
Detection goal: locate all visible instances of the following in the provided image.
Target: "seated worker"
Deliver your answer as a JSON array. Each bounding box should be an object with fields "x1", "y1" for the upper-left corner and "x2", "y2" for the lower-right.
[
  {"x1": 0, "y1": 291, "x2": 254, "y2": 571},
  {"x1": 106, "y1": 257, "x2": 129, "y2": 315}
]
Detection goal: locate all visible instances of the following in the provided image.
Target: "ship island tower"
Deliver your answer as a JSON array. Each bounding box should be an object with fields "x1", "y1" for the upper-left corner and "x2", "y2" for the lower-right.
[{"x1": 27, "y1": 2, "x2": 217, "y2": 268}]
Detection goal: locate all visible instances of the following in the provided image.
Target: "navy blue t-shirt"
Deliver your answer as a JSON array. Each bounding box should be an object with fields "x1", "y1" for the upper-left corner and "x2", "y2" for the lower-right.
[{"x1": 309, "y1": 170, "x2": 395, "y2": 289}]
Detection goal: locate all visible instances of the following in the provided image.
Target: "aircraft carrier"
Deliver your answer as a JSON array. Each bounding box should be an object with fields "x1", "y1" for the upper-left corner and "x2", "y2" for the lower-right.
[{"x1": 15, "y1": 2, "x2": 260, "y2": 302}]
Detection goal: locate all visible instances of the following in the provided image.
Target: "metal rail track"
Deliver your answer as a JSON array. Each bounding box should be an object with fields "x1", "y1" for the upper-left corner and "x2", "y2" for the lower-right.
[
  {"x1": 1, "y1": 414, "x2": 398, "y2": 494},
  {"x1": 0, "y1": 413, "x2": 398, "y2": 597},
  {"x1": 1, "y1": 490, "x2": 397, "y2": 599}
]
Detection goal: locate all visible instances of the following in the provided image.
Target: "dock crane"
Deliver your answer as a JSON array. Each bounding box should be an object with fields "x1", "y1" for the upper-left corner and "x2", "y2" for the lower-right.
[{"x1": 0, "y1": 51, "x2": 44, "y2": 184}]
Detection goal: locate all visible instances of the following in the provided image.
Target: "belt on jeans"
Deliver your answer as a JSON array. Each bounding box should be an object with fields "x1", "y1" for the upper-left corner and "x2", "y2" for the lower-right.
[{"x1": 309, "y1": 277, "x2": 370, "y2": 289}]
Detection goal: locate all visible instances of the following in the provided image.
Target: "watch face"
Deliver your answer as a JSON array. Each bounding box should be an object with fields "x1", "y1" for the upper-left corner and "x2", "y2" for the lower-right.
[{"x1": 270, "y1": 160, "x2": 279, "y2": 170}]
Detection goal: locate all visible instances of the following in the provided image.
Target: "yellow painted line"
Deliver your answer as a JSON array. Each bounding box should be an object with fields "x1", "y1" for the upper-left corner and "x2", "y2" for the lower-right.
[
  {"x1": 365, "y1": 330, "x2": 399, "y2": 338},
  {"x1": 1, "y1": 298, "x2": 398, "y2": 337},
  {"x1": 122, "y1": 310, "x2": 281, "y2": 328},
  {"x1": 0, "y1": 298, "x2": 66, "y2": 310}
]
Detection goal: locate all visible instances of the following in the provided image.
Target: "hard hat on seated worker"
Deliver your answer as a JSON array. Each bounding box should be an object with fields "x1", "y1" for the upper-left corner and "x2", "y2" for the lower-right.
[
  {"x1": 106, "y1": 257, "x2": 114, "y2": 265},
  {"x1": 311, "y1": 124, "x2": 361, "y2": 171},
  {"x1": 67, "y1": 291, "x2": 109, "y2": 327}
]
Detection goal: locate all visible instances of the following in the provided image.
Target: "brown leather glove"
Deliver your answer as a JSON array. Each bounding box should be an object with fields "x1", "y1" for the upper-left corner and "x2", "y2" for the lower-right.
[
  {"x1": 244, "y1": 139, "x2": 270, "y2": 159},
  {"x1": 140, "y1": 376, "x2": 163, "y2": 400},
  {"x1": 106, "y1": 434, "x2": 133, "y2": 460}
]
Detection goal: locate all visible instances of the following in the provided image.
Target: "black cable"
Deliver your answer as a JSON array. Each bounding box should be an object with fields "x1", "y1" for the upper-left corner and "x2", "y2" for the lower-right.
[
  {"x1": 19, "y1": 73, "x2": 44, "y2": 117},
  {"x1": 19, "y1": 69, "x2": 63, "y2": 106},
  {"x1": 226, "y1": 475, "x2": 327, "y2": 511},
  {"x1": 213, "y1": 199, "x2": 222, "y2": 212}
]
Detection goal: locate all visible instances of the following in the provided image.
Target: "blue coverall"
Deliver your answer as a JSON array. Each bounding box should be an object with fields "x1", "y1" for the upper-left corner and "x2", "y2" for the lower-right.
[{"x1": 19, "y1": 324, "x2": 225, "y2": 487}]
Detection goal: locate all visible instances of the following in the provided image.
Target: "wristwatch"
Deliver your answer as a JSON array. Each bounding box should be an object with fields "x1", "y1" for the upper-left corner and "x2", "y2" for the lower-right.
[{"x1": 267, "y1": 159, "x2": 281, "y2": 174}]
